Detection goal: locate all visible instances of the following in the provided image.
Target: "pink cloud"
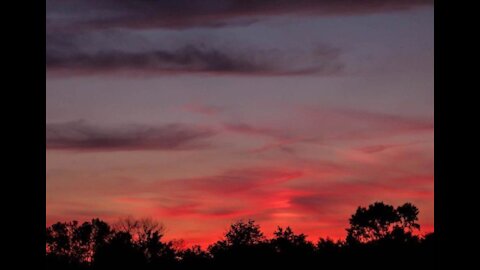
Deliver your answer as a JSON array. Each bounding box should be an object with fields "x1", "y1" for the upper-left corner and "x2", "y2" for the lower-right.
[
  {"x1": 155, "y1": 168, "x2": 304, "y2": 196},
  {"x1": 47, "y1": 133, "x2": 433, "y2": 247}
]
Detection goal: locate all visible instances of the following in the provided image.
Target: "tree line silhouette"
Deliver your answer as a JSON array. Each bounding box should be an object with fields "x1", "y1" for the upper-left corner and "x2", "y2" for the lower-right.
[{"x1": 46, "y1": 202, "x2": 435, "y2": 270}]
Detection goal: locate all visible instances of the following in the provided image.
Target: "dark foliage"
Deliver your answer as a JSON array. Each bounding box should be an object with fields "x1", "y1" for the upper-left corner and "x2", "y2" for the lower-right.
[{"x1": 46, "y1": 202, "x2": 435, "y2": 270}]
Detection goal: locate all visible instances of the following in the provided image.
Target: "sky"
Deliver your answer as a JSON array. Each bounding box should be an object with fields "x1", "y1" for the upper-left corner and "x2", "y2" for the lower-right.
[{"x1": 46, "y1": 0, "x2": 434, "y2": 247}]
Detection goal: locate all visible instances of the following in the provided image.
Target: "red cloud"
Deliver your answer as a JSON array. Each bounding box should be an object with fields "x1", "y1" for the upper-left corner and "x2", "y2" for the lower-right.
[
  {"x1": 47, "y1": 140, "x2": 433, "y2": 247},
  {"x1": 154, "y1": 168, "x2": 303, "y2": 196}
]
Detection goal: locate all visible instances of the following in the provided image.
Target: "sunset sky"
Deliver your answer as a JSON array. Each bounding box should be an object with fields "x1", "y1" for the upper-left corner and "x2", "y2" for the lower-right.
[{"x1": 46, "y1": 0, "x2": 434, "y2": 247}]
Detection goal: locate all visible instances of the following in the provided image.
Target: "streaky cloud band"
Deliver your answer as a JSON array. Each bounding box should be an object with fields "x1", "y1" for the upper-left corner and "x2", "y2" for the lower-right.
[{"x1": 46, "y1": 120, "x2": 217, "y2": 151}]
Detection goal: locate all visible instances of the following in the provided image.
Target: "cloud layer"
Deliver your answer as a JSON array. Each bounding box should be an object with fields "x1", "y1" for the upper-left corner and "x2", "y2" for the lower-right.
[
  {"x1": 46, "y1": 40, "x2": 344, "y2": 76},
  {"x1": 46, "y1": 1, "x2": 434, "y2": 248},
  {"x1": 47, "y1": 0, "x2": 433, "y2": 31},
  {"x1": 46, "y1": 120, "x2": 216, "y2": 151}
]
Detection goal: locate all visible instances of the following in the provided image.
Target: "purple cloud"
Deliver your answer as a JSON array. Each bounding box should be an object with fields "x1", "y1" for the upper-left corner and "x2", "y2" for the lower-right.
[
  {"x1": 47, "y1": 0, "x2": 433, "y2": 31},
  {"x1": 46, "y1": 120, "x2": 216, "y2": 151}
]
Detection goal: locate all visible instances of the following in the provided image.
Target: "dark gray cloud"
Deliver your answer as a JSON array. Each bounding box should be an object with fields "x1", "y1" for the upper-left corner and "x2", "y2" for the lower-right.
[
  {"x1": 46, "y1": 40, "x2": 344, "y2": 76},
  {"x1": 45, "y1": 0, "x2": 430, "y2": 75},
  {"x1": 46, "y1": 120, "x2": 216, "y2": 151},
  {"x1": 47, "y1": 0, "x2": 433, "y2": 31},
  {"x1": 290, "y1": 195, "x2": 344, "y2": 212},
  {"x1": 47, "y1": 45, "x2": 265, "y2": 73}
]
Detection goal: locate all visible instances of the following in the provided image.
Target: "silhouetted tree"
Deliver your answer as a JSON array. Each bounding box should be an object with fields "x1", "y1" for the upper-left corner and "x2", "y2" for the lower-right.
[
  {"x1": 346, "y1": 201, "x2": 421, "y2": 244},
  {"x1": 315, "y1": 237, "x2": 345, "y2": 267},
  {"x1": 224, "y1": 219, "x2": 265, "y2": 247},
  {"x1": 178, "y1": 245, "x2": 212, "y2": 269},
  {"x1": 397, "y1": 203, "x2": 421, "y2": 231},
  {"x1": 93, "y1": 231, "x2": 146, "y2": 269},
  {"x1": 271, "y1": 226, "x2": 314, "y2": 254},
  {"x1": 317, "y1": 237, "x2": 344, "y2": 253},
  {"x1": 269, "y1": 226, "x2": 315, "y2": 267},
  {"x1": 46, "y1": 219, "x2": 112, "y2": 266},
  {"x1": 45, "y1": 202, "x2": 434, "y2": 270},
  {"x1": 112, "y1": 217, "x2": 175, "y2": 268},
  {"x1": 208, "y1": 219, "x2": 273, "y2": 268},
  {"x1": 114, "y1": 217, "x2": 164, "y2": 243}
]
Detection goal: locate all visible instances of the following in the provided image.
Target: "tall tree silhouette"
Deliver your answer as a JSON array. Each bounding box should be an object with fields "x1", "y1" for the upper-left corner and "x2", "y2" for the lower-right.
[
  {"x1": 178, "y1": 245, "x2": 212, "y2": 269},
  {"x1": 208, "y1": 219, "x2": 273, "y2": 268},
  {"x1": 93, "y1": 231, "x2": 146, "y2": 269},
  {"x1": 224, "y1": 219, "x2": 265, "y2": 247},
  {"x1": 346, "y1": 201, "x2": 421, "y2": 244},
  {"x1": 114, "y1": 217, "x2": 175, "y2": 266},
  {"x1": 46, "y1": 219, "x2": 112, "y2": 267},
  {"x1": 397, "y1": 203, "x2": 421, "y2": 231},
  {"x1": 271, "y1": 226, "x2": 314, "y2": 254},
  {"x1": 270, "y1": 226, "x2": 315, "y2": 267}
]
